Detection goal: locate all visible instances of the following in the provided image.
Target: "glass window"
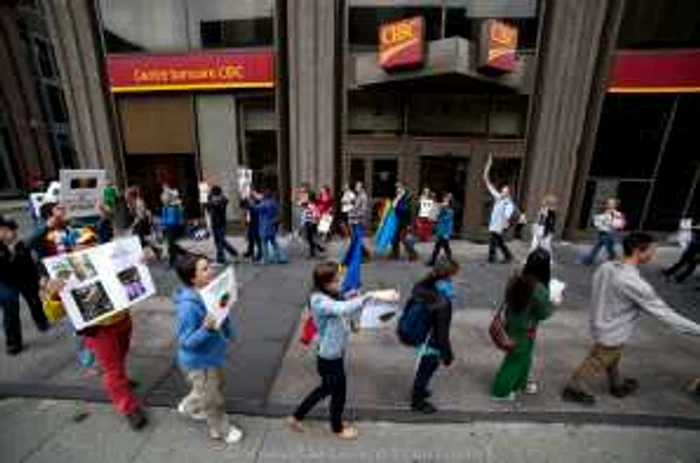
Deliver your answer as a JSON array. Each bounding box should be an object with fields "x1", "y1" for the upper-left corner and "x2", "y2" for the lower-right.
[
  {"x1": 348, "y1": 92, "x2": 402, "y2": 133},
  {"x1": 0, "y1": 120, "x2": 20, "y2": 191},
  {"x1": 589, "y1": 95, "x2": 674, "y2": 178},
  {"x1": 489, "y1": 95, "x2": 527, "y2": 137},
  {"x1": 45, "y1": 84, "x2": 69, "y2": 123},
  {"x1": 372, "y1": 159, "x2": 398, "y2": 199},
  {"x1": 408, "y1": 94, "x2": 488, "y2": 135},
  {"x1": 34, "y1": 38, "x2": 56, "y2": 78},
  {"x1": 618, "y1": 0, "x2": 700, "y2": 49},
  {"x1": 189, "y1": 0, "x2": 274, "y2": 49},
  {"x1": 200, "y1": 18, "x2": 273, "y2": 48}
]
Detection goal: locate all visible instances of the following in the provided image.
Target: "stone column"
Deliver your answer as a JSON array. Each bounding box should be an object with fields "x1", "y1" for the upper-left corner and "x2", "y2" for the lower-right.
[
  {"x1": 521, "y1": 0, "x2": 625, "y2": 235},
  {"x1": 41, "y1": 0, "x2": 121, "y2": 176},
  {"x1": 285, "y1": 0, "x2": 340, "y2": 191}
]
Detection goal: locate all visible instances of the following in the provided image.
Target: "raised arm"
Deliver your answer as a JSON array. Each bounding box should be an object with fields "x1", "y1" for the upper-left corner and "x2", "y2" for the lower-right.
[
  {"x1": 483, "y1": 156, "x2": 499, "y2": 199},
  {"x1": 622, "y1": 276, "x2": 700, "y2": 336},
  {"x1": 312, "y1": 293, "x2": 370, "y2": 317}
]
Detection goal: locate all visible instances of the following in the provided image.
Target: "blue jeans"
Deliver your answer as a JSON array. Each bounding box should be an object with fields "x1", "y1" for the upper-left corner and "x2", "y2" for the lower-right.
[
  {"x1": 261, "y1": 235, "x2": 286, "y2": 264},
  {"x1": 584, "y1": 231, "x2": 617, "y2": 264}
]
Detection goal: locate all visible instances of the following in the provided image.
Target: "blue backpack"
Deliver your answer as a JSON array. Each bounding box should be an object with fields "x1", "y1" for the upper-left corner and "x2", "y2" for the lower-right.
[{"x1": 397, "y1": 284, "x2": 435, "y2": 346}]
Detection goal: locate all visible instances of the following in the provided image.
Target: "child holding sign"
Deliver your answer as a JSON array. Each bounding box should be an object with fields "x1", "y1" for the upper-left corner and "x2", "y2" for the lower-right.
[{"x1": 173, "y1": 254, "x2": 242, "y2": 444}]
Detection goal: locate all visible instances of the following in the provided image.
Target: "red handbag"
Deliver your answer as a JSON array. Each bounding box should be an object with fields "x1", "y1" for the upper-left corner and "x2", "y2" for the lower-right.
[
  {"x1": 489, "y1": 302, "x2": 515, "y2": 351},
  {"x1": 300, "y1": 311, "x2": 317, "y2": 346}
]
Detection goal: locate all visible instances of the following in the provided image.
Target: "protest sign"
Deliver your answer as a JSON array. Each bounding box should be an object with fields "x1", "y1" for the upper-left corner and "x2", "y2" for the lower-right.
[
  {"x1": 359, "y1": 300, "x2": 398, "y2": 329},
  {"x1": 59, "y1": 169, "x2": 106, "y2": 218},
  {"x1": 42, "y1": 236, "x2": 155, "y2": 330},
  {"x1": 237, "y1": 167, "x2": 252, "y2": 199},
  {"x1": 418, "y1": 198, "x2": 435, "y2": 219},
  {"x1": 198, "y1": 266, "x2": 237, "y2": 326},
  {"x1": 549, "y1": 278, "x2": 566, "y2": 305},
  {"x1": 29, "y1": 193, "x2": 45, "y2": 218},
  {"x1": 318, "y1": 214, "x2": 333, "y2": 234}
]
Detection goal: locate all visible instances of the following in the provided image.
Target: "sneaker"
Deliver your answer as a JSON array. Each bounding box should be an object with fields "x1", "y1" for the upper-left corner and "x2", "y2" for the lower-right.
[
  {"x1": 125, "y1": 408, "x2": 148, "y2": 431},
  {"x1": 490, "y1": 392, "x2": 516, "y2": 402},
  {"x1": 225, "y1": 425, "x2": 243, "y2": 444},
  {"x1": 561, "y1": 386, "x2": 595, "y2": 405},
  {"x1": 411, "y1": 400, "x2": 437, "y2": 414},
  {"x1": 336, "y1": 425, "x2": 359, "y2": 440},
  {"x1": 610, "y1": 378, "x2": 639, "y2": 398},
  {"x1": 525, "y1": 381, "x2": 539, "y2": 395},
  {"x1": 177, "y1": 401, "x2": 206, "y2": 421},
  {"x1": 285, "y1": 416, "x2": 307, "y2": 433},
  {"x1": 6, "y1": 344, "x2": 23, "y2": 356}
]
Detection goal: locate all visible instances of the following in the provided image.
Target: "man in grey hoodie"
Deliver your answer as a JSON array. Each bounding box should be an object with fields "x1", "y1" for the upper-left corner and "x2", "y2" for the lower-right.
[{"x1": 562, "y1": 232, "x2": 700, "y2": 405}]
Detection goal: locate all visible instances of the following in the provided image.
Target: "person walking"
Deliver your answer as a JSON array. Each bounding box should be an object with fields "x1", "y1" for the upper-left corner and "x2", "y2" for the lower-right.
[
  {"x1": 300, "y1": 192, "x2": 325, "y2": 259},
  {"x1": 240, "y1": 190, "x2": 262, "y2": 262},
  {"x1": 348, "y1": 181, "x2": 370, "y2": 260},
  {"x1": 254, "y1": 190, "x2": 287, "y2": 264},
  {"x1": 426, "y1": 192, "x2": 454, "y2": 266},
  {"x1": 490, "y1": 248, "x2": 555, "y2": 401},
  {"x1": 0, "y1": 216, "x2": 49, "y2": 355},
  {"x1": 662, "y1": 232, "x2": 700, "y2": 283},
  {"x1": 173, "y1": 253, "x2": 243, "y2": 444},
  {"x1": 530, "y1": 195, "x2": 556, "y2": 256},
  {"x1": 582, "y1": 198, "x2": 625, "y2": 265},
  {"x1": 483, "y1": 156, "x2": 515, "y2": 264},
  {"x1": 206, "y1": 186, "x2": 239, "y2": 264},
  {"x1": 390, "y1": 184, "x2": 418, "y2": 261},
  {"x1": 562, "y1": 232, "x2": 700, "y2": 405},
  {"x1": 286, "y1": 261, "x2": 398, "y2": 439},
  {"x1": 160, "y1": 186, "x2": 185, "y2": 266},
  {"x1": 339, "y1": 183, "x2": 356, "y2": 239},
  {"x1": 410, "y1": 259, "x2": 459, "y2": 414}
]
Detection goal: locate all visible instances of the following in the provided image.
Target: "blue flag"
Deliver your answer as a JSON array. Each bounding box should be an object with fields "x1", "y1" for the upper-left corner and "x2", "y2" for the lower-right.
[{"x1": 341, "y1": 225, "x2": 364, "y2": 294}]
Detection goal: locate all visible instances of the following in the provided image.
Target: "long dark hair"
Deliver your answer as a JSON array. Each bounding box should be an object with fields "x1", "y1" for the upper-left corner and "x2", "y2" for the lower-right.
[{"x1": 506, "y1": 248, "x2": 551, "y2": 313}]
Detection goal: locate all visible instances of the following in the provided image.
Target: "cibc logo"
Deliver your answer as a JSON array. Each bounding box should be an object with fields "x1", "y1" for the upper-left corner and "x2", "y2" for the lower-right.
[{"x1": 378, "y1": 17, "x2": 425, "y2": 70}]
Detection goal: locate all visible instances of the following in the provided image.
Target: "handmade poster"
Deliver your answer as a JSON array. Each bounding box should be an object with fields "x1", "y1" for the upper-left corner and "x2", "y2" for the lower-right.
[
  {"x1": 237, "y1": 167, "x2": 252, "y2": 199},
  {"x1": 418, "y1": 199, "x2": 435, "y2": 219},
  {"x1": 318, "y1": 214, "x2": 333, "y2": 234},
  {"x1": 29, "y1": 192, "x2": 45, "y2": 218},
  {"x1": 359, "y1": 300, "x2": 398, "y2": 329},
  {"x1": 42, "y1": 236, "x2": 155, "y2": 330},
  {"x1": 59, "y1": 169, "x2": 106, "y2": 218},
  {"x1": 198, "y1": 266, "x2": 237, "y2": 326}
]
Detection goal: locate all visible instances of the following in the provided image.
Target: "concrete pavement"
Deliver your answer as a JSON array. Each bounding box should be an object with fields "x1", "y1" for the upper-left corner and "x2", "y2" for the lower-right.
[
  {"x1": 2, "y1": 398, "x2": 699, "y2": 463},
  {"x1": 1, "y1": 235, "x2": 699, "y2": 429}
]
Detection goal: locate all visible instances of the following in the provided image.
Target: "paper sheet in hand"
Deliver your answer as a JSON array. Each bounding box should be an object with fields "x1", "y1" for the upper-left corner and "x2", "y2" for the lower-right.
[
  {"x1": 198, "y1": 266, "x2": 237, "y2": 326},
  {"x1": 42, "y1": 237, "x2": 155, "y2": 330},
  {"x1": 359, "y1": 300, "x2": 398, "y2": 329},
  {"x1": 549, "y1": 278, "x2": 566, "y2": 304}
]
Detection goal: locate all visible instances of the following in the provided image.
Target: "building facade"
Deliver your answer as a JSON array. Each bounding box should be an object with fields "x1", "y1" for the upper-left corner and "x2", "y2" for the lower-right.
[{"x1": 5, "y1": 0, "x2": 698, "y2": 236}]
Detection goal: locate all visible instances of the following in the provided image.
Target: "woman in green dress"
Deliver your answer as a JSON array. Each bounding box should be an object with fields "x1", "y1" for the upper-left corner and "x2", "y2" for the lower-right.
[{"x1": 490, "y1": 248, "x2": 555, "y2": 400}]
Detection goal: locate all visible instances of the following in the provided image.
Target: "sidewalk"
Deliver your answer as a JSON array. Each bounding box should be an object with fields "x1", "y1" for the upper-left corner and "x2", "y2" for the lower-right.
[
  {"x1": 0, "y1": 236, "x2": 699, "y2": 431},
  {"x1": 2, "y1": 398, "x2": 699, "y2": 463}
]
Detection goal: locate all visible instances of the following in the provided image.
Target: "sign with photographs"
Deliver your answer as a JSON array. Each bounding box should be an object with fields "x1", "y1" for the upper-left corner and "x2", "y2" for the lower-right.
[
  {"x1": 198, "y1": 266, "x2": 237, "y2": 327},
  {"x1": 59, "y1": 169, "x2": 107, "y2": 218},
  {"x1": 42, "y1": 237, "x2": 155, "y2": 330}
]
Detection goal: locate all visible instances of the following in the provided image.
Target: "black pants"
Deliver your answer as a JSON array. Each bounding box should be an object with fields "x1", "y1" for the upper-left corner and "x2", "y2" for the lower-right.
[
  {"x1": 244, "y1": 223, "x2": 262, "y2": 261},
  {"x1": 488, "y1": 232, "x2": 513, "y2": 263},
  {"x1": 164, "y1": 226, "x2": 186, "y2": 265},
  {"x1": 304, "y1": 223, "x2": 325, "y2": 257},
  {"x1": 1, "y1": 286, "x2": 48, "y2": 349},
  {"x1": 212, "y1": 225, "x2": 238, "y2": 263},
  {"x1": 664, "y1": 243, "x2": 699, "y2": 282},
  {"x1": 412, "y1": 354, "x2": 440, "y2": 404},
  {"x1": 428, "y1": 237, "x2": 452, "y2": 264},
  {"x1": 293, "y1": 357, "x2": 346, "y2": 433}
]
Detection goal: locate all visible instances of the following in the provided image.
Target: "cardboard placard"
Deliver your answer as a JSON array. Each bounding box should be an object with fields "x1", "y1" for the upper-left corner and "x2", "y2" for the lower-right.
[
  {"x1": 42, "y1": 237, "x2": 155, "y2": 330},
  {"x1": 198, "y1": 266, "x2": 237, "y2": 326},
  {"x1": 59, "y1": 169, "x2": 106, "y2": 218}
]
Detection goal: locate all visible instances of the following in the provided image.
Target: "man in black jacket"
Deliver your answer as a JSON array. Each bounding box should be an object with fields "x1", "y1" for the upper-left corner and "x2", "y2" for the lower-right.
[
  {"x1": 0, "y1": 216, "x2": 48, "y2": 355},
  {"x1": 207, "y1": 186, "x2": 239, "y2": 264}
]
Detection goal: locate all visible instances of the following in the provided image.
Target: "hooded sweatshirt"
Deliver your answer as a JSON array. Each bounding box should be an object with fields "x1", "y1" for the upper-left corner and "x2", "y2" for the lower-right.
[
  {"x1": 590, "y1": 261, "x2": 700, "y2": 346},
  {"x1": 174, "y1": 286, "x2": 233, "y2": 370}
]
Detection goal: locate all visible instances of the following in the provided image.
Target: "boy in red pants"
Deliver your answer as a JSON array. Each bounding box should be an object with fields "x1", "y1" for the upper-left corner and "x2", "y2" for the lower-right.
[{"x1": 37, "y1": 201, "x2": 149, "y2": 430}]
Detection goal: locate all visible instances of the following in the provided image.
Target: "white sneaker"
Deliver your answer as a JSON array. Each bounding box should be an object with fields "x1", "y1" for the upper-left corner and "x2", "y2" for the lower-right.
[
  {"x1": 225, "y1": 425, "x2": 243, "y2": 444},
  {"x1": 177, "y1": 401, "x2": 207, "y2": 421},
  {"x1": 525, "y1": 381, "x2": 539, "y2": 395}
]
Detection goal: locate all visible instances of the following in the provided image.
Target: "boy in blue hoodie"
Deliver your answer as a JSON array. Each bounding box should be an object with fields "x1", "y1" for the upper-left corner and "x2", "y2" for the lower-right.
[
  {"x1": 426, "y1": 192, "x2": 454, "y2": 266},
  {"x1": 173, "y1": 254, "x2": 242, "y2": 444}
]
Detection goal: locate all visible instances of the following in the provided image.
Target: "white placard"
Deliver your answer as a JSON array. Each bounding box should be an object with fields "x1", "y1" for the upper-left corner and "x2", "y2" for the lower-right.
[
  {"x1": 237, "y1": 167, "x2": 252, "y2": 199},
  {"x1": 59, "y1": 169, "x2": 106, "y2": 218},
  {"x1": 418, "y1": 199, "x2": 434, "y2": 219},
  {"x1": 318, "y1": 214, "x2": 333, "y2": 234},
  {"x1": 549, "y1": 278, "x2": 566, "y2": 305},
  {"x1": 198, "y1": 266, "x2": 237, "y2": 327},
  {"x1": 29, "y1": 193, "x2": 45, "y2": 218},
  {"x1": 359, "y1": 300, "x2": 398, "y2": 329},
  {"x1": 42, "y1": 237, "x2": 155, "y2": 330}
]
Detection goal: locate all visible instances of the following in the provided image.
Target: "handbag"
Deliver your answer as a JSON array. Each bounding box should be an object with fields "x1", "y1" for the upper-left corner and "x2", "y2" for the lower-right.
[
  {"x1": 299, "y1": 304, "x2": 317, "y2": 346},
  {"x1": 489, "y1": 302, "x2": 515, "y2": 351}
]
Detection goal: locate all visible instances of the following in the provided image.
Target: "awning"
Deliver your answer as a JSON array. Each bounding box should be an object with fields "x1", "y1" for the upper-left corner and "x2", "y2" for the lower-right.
[{"x1": 608, "y1": 50, "x2": 700, "y2": 93}]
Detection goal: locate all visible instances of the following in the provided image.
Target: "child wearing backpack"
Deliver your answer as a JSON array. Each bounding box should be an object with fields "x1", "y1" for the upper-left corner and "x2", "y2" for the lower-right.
[
  {"x1": 286, "y1": 261, "x2": 398, "y2": 440},
  {"x1": 407, "y1": 259, "x2": 459, "y2": 414},
  {"x1": 174, "y1": 253, "x2": 242, "y2": 444}
]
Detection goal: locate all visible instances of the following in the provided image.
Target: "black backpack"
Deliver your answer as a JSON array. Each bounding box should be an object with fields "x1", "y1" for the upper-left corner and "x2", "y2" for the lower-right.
[{"x1": 396, "y1": 282, "x2": 436, "y2": 346}]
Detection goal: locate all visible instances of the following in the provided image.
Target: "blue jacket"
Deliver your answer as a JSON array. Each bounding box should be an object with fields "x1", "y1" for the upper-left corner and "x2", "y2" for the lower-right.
[
  {"x1": 161, "y1": 204, "x2": 184, "y2": 229},
  {"x1": 254, "y1": 197, "x2": 279, "y2": 239},
  {"x1": 311, "y1": 291, "x2": 368, "y2": 360},
  {"x1": 174, "y1": 286, "x2": 233, "y2": 370},
  {"x1": 434, "y1": 205, "x2": 454, "y2": 240}
]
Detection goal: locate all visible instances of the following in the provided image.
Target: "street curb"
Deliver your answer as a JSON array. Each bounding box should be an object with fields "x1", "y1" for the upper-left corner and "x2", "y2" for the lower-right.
[{"x1": 3, "y1": 383, "x2": 700, "y2": 431}]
